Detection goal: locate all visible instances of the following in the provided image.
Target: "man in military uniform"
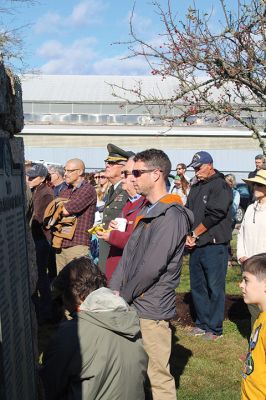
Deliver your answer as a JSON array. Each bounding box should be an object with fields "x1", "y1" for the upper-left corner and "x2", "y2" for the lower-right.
[{"x1": 98, "y1": 143, "x2": 132, "y2": 272}]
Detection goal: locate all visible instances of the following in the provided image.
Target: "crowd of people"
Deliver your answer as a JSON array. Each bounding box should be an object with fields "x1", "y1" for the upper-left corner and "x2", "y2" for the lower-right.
[{"x1": 24, "y1": 147, "x2": 266, "y2": 400}]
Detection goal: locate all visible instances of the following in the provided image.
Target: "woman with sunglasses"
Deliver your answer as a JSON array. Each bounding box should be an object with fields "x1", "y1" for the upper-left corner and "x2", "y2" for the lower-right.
[{"x1": 237, "y1": 169, "x2": 266, "y2": 327}]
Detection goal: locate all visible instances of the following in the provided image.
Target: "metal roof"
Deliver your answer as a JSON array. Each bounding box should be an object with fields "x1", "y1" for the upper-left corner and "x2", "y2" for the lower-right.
[
  {"x1": 21, "y1": 74, "x2": 253, "y2": 105},
  {"x1": 21, "y1": 74, "x2": 179, "y2": 103}
]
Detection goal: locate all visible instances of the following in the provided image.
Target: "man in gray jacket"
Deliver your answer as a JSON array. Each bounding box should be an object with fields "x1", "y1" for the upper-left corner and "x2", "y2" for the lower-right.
[{"x1": 110, "y1": 149, "x2": 193, "y2": 400}]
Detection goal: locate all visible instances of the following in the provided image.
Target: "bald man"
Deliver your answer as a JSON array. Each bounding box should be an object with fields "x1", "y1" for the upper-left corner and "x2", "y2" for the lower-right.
[{"x1": 55, "y1": 158, "x2": 97, "y2": 273}]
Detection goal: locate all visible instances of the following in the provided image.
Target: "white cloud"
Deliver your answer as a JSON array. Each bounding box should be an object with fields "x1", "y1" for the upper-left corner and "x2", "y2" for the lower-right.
[
  {"x1": 125, "y1": 11, "x2": 152, "y2": 36},
  {"x1": 70, "y1": 0, "x2": 105, "y2": 26},
  {"x1": 37, "y1": 40, "x2": 64, "y2": 58},
  {"x1": 34, "y1": 0, "x2": 105, "y2": 34},
  {"x1": 38, "y1": 38, "x2": 98, "y2": 74},
  {"x1": 92, "y1": 54, "x2": 151, "y2": 75},
  {"x1": 37, "y1": 36, "x2": 152, "y2": 75},
  {"x1": 34, "y1": 13, "x2": 62, "y2": 34}
]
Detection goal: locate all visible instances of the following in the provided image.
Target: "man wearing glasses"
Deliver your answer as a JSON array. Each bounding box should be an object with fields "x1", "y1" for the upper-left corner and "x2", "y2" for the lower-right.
[
  {"x1": 98, "y1": 143, "x2": 132, "y2": 272},
  {"x1": 110, "y1": 149, "x2": 193, "y2": 400},
  {"x1": 55, "y1": 158, "x2": 97, "y2": 273}
]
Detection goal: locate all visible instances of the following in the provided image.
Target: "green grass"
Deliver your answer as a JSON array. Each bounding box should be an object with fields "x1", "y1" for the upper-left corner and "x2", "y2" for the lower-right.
[{"x1": 173, "y1": 320, "x2": 247, "y2": 400}]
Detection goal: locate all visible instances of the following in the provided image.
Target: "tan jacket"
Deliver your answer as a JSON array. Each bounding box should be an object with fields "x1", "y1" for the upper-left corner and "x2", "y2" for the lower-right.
[{"x1": 43, "y1": 198, "x2": 77, "y2": 248}]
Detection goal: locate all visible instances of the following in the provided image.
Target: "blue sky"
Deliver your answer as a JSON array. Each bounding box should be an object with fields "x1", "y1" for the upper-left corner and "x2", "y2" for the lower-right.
[{"x1": 3, "y1": 0, "x2": 230, "y2": 75}]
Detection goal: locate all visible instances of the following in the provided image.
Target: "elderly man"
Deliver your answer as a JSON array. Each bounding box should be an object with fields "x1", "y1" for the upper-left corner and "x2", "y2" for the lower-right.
[
  {"x1": 110, "y1": 149, "x2": 193, "y2": 400},
  {"x1": 98, "y1": 143, "x2": 132, "y2": 273},
  {"x1": 55, "y1": 158, "x2": 96, "y2": 273},
  {"x1": 48, "y1": 165, "x2": 68, "y2": 196},
  {"x1": 186, "y1": 151, "x2": 232, "y2": 341}
]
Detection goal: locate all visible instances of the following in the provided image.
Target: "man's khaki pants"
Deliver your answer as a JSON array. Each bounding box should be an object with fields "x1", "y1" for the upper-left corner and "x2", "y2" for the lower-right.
[
  {"x1": 140, "y1": 318, "x2": 176, "y2": 400},
  {"x1": 56, "y1": 245, "x2": 88, "y2": 274}
]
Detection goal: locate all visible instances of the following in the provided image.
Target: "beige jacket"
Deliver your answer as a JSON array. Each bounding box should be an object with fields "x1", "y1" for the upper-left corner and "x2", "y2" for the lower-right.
[{"x1": 43, "y1": 198, "x2": 77, "y2": 248}]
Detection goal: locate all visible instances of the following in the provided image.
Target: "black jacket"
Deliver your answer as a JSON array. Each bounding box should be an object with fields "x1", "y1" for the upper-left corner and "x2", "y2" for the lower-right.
[{"x1": 186, "y1": 171, "x2": 232, "y2": 247}]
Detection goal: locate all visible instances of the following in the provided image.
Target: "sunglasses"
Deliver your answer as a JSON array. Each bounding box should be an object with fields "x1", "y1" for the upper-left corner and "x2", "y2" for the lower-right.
[
  {"x1": 132, "y1": 169, "x2": 161, "y2": 178},
  {"x1": 94, "y1": 176, "x2": 100, "y2": 179},
  {"x1": 254, "y1": 182, "x2": 265, "y2": 187},
  {"x1": 27, "y1": 176, "x2": 37, "y2": 181},
  {"x1": 100, "y1": 176, "x2": 106, "y2": 179},
  {"x1": 121, "y1": 170, "x2": 132, "y2": 178}
]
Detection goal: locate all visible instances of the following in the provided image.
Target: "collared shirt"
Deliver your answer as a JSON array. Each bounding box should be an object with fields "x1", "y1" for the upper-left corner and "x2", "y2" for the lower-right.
[
  {"x1": 60, "y1": 180, "x2": 97, "y2": 248},
  {"x1": 128, "y1": 194, "x2": 142, "y2": 203},
  {"x1": 113, "y1": 180, "x2": 122, "y2": 190},
  {"x1": 53, "y1": 181, "x2": 68, "y2": 197}
]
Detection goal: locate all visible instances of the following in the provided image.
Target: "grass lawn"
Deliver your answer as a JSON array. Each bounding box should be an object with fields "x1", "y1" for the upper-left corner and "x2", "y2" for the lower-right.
[{"x1": 172, "y1": 320, "x2": 247, "y2": 400}]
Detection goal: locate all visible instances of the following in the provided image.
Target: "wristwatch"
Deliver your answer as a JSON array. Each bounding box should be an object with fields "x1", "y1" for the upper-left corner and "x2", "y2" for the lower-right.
[{"x1": 189, "y1": 231, "x2": 199, "y2": 240}]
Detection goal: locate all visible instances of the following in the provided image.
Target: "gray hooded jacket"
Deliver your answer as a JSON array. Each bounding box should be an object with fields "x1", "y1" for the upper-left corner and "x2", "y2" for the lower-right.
[
  {"x1": 40, "y1": 287, "x2": 148, "y2": 400},
  {"x1": 110, "y1": 194, "x2": 194, "y2": 320}
]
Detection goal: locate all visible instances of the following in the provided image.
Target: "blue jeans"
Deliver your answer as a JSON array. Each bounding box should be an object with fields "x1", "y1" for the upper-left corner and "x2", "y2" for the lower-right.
[{"x1": 189, "y1": 244, "x2": 228, "y2": 335}]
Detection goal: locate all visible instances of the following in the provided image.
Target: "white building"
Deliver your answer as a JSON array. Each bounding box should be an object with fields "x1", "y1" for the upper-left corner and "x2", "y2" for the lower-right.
[{"x1": 18, "y1": 74, "x2": 265, "y2": 179}]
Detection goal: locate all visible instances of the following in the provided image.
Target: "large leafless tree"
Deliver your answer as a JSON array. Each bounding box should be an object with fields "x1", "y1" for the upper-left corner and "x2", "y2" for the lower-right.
[{"x1": 111, "y1": 0, "x2": 266, "y2": 154}]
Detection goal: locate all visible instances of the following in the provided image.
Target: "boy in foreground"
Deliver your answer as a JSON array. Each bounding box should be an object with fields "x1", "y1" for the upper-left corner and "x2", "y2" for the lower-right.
[{"x1": 239, "y1": 253, "x2": 266, "y2": 400}]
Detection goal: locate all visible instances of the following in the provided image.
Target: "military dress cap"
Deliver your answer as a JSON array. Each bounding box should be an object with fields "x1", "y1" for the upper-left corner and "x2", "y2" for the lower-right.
[
  {"x1": 26, "y1": 163, "x2": 48, "y2": 178},
  {"x1": 188, "y1": 151, "x2": 213, "y2": 168},
  {"x1": 105, "y1": 143, "x2": 132, "y2": 162}
]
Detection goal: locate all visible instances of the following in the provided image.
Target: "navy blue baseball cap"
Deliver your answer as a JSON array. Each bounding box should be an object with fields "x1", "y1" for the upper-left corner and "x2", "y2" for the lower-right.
[{"x1": 188, "y1": 151, "x2": 213, "y2": 168}]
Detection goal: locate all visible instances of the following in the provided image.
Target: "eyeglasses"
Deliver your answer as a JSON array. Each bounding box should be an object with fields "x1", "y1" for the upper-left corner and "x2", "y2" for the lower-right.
[
  {"x1": 64, "y1": 168, "x2": 79, "y2": 174},
  {"x1": 121, "y1": 170, "x2": 132, "y2": 178},
  {"x1": 132, "y1": 169, "x2": 161, "y2": 178}
]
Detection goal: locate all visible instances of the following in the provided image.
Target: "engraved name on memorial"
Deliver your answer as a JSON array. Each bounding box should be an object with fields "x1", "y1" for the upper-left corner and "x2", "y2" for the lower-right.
[{"x1": 0, "y1": 138, "x2": 36, "y2": 400}]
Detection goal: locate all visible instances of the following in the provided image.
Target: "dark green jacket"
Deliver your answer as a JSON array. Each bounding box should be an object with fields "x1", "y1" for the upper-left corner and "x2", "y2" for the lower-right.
[{"x1": 41, "y1": 288, "x2": 148, "y2": 400}]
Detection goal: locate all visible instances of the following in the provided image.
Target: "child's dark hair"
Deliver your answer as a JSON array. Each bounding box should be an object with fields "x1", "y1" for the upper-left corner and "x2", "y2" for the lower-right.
[
  {"x1": 242, "y1": 253, "x2": 266, "y2": 281},
  {"x1": 54, "y1": 256, "x2": 107, "y2": 306}
]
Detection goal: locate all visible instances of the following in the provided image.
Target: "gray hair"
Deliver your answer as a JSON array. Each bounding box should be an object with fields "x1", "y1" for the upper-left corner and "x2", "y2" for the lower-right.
[
  {"x1": 48, "y1": 165, "x2": 65, "y2": 177},
  {"x1": 255, "y1": 154, "x2": 265, "y2": 161}
]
